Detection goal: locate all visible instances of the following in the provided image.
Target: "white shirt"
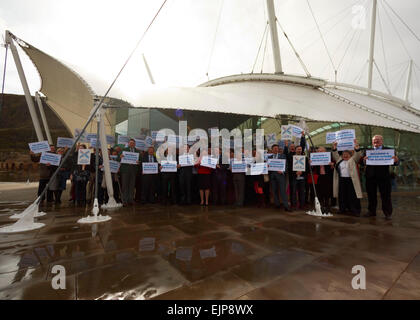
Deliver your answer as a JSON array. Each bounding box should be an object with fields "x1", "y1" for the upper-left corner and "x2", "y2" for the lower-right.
[{"x1": 339, "y1": 160, "x2": 350, "y2": 177}]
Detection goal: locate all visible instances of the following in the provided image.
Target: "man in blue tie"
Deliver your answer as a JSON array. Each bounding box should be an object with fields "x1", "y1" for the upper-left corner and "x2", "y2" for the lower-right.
[{"x1": 363, "y1": 135, "x2": 399, "y2": 220}]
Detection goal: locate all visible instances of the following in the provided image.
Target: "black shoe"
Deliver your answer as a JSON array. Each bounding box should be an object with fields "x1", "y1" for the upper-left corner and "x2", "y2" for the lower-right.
[
  {"x1": 385, "y1": 214, "x2": 392, "y2": 220},
  {"x1": 285, "y1": 207, "x2": 293, "y2": 212},
  {"x1": 363, "y1": 212, "x2": 376, "y2": 217}
]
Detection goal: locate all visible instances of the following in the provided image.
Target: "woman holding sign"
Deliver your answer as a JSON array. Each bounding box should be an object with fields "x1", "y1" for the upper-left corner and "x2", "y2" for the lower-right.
[
  {"x1": 195, "y1": 149, "x2": 212, "y2": 206},
  {"x1": 332, "y1": 140, "x2": 362, "y2": 216}
]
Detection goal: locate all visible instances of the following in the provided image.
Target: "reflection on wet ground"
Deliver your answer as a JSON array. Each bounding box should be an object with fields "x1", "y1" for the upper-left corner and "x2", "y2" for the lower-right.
[{"x1": 0, "y1": 188, "x2": 419, "y2": 300}]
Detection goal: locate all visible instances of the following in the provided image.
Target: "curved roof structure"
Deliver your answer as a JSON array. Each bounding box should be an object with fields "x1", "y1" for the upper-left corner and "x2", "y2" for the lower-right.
[{"x1": 10, "y1": 32, "x2": 420, "y2": 135}]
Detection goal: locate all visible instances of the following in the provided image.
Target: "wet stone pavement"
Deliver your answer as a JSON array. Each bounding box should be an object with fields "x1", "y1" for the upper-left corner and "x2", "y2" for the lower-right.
[{"x1": 0, "y1": 187, "x2": 419, "y2": 300}]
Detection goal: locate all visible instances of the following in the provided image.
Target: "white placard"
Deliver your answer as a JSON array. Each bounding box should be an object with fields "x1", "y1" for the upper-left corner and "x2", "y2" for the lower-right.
[
  {"x1": 118, "y1": 135, "x2": 130, "y2": 146},
  {"x1": 106, "y1": 135, "x2": 115, "y2": 145},
  {"x1": 337, "y1": 139, "x2": 355, "y2": 151},
  {"x1": 231, "y1": 161, "x2": 247, "y2": 173},
  {"x1": 293, "y1": 155, "x2": 306, "y2": 171},
  {"x1": 74, "y1": 128, "x2": 88, "y2": 143},
  {"x1": 120, "y1": 151, "x2": 139, "y2": 165},
  {"x1": 87, "y1": 133, "x2": 97, "y2": 142},
  {"x1": 366, "y1": 149, "x2": 395, "y2": 166},
  {"x1": 151, "y1": 131, "x2": 158, "y2": 140},
  {"x1": 249, "y1": 162, "x2": 268, "y2": 175},
  {"x1": 326, "y1": 132, "x2": 337, "y2": 144},
  {"x1": 142, "y1": 162, "x2": 158, "y2": 174},
  {"x1": 179, "y1": 154, "x2": 194, "y2": 167},
  {"x1": 336, "y1": 129, "x2": 355, "y2": 141},
  {"x1": 201, "y1": 156, "x2": 218, "y2": 169},
  {"x1": 145, "y1": 136, "x2": 153, "y2": 147},
  {"x1": 310, "y1": 152, "x2": 331, "y2": 166},
  {"x1": 161, "y1": 160, "x2": 177, "y2": 172},
  {"x1": 109, "y1": 160, "x2": 120, "y2": 173},
  {"x1": 291, "y1": 125, "x2": 303, "y2": 137},
  {"x1": 77, "y1": 149, "x2": 91, "y2": 165},
  {"x1": 167, "y1": 135, "x2": 177, "y2": 145},
  {"x1": 244, "y1": 157, "x2": 255, "y2": 165},
  {"x1": 281, "y1": 125, "x2": 292, "y2": 140},
  {"x1": 28, "y1": 140, "x2": 50, "y2": 154},
  {"x1": 135, "y1": 139, "x2": 147, "y2": 151},
  {"x1": 268, "y1": 159, "x2": 286, "y2": 172},
  {"x1": 57, "y1": 137, "x2": 74, "y2": 148},
  {"x1": 40, "y1": 152, "x2": 61, "y2": 166},
  {"x1": 266, "y1": 133, "x2": 277, "y2": 147}
]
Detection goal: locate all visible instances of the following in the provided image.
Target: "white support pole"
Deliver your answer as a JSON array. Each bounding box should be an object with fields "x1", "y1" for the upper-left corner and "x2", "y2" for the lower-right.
[
  {"x1": 5, "y1": 31, "x2": 44, "y2": 141},
  {"x1": 35, "y1": 92, "x2": 53, "y2": 144},
  {"x1": 265, "y1": 0, "x2": 283, "y2": 74},
  {"x1": 404, "y1": 59, "x2": 413, "y2": 102},
  {"x1": 367, "y1": 0, "x2": 377, "y2": 90},
  {"x1": 142, "y1": 53, "x2": 155, "y2": 85},
  {"x1": 99, "y1": 108, "x2": 122, "y2": 210}
]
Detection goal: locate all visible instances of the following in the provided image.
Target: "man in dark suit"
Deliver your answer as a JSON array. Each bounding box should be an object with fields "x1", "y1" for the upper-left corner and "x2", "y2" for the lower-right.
[
  {"x1": 363, "y1": 135, "x2": 399, "y2": 220},
  {"x1": 160, "y1": 146, "x2": 177, "y2": 205},
  {"x1": 178, "y1": 145, "x2": 193, "y2": 205},
  {"x1": 119, "y1": 139, "x2": 140, "y2": 206},
  {"x1": 268, "y1": 144, "x2": 291, "y2": 211},
  {"x1": 141, "y1": 146, "x2": 159, "y2": 204}
]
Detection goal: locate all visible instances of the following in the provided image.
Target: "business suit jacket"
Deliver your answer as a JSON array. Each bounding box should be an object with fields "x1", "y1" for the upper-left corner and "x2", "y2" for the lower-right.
[
  {"x1": 119, "y1": 147, "x2": 141, "y2": 174},
  {"x1": 364, "y1": 147, "x2": 399, "y2": 179}
]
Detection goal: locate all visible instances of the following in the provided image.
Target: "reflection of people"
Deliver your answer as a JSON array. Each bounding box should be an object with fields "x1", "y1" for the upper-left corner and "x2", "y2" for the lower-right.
[
  {"x1": 332, "y1": 140, "x2": 362, "y2": 216},
  {"x1": 363, "y1": 135, "x2": 399, "y2": 220}
]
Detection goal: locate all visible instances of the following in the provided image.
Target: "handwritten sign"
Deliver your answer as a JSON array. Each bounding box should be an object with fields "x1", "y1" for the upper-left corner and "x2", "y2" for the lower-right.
[
  {"x1": 281, "y1": 125, "x2": 292, "y2": 140},
  {"x1": 28, "y1": 141, "x2": 50, "y2": 154},
  {"x1": 310, "y1": 152, "x2": 331, "y2": 166},
  {"x1": 78, "y1": 149, "x2": 91, "y2": 165},
  {"x1": 118, "y1": 135, "x2": 130, "y2": 146},
  {"x1": 142, "y1": 162, "x2": 158, "y2": 174},
  {"x1": 161, "y1": 160, "x2": 177, "y2": 172},
  {"x1": 326, "y1": 132, "x2": 337, "y2": 144},
  {"x1": 120, "y1": 151, "x2": 139, "y2": 165},
  {"x1": 201, "y1": 156, "x2": 218, "y2": 169},
  {"x1": 179, "y1": 154, "x2": 194, "y2": 167},
  {"x1": 231, "y1": 161, "x2": 247, "y2": 173},
  {"x1": 293, "y1": 155, "x2": 306, "y2": 171},
  {"x1": 337, "y1": 139, "x2": 354, "y2": 151},
  {"x1": 40, "y1": 152, "x2": 61, "y2": 166},
  {"x1": 57, "y1": 137, "x2": 74, "y2": 148},
  {"x1": 366, "y1": 149, "x2": 395, "y2": 166},
  {"x1": 268, "y1": 159, "x2": 286, "y2": 172},
  {"x1": 109, "y1": 160, "x2": 120, "y2": 173}
]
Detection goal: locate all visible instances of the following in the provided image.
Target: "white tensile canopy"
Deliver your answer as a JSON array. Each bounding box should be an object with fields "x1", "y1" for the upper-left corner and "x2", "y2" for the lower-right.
[{"x1": 13, "y1": 33, "x2": 420, "y2": 135}]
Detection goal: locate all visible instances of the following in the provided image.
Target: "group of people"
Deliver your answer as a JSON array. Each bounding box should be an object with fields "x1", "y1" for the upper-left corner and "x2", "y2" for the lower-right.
[{"x1": 30, "y1": 133, "x2": 399, "y2": 220}]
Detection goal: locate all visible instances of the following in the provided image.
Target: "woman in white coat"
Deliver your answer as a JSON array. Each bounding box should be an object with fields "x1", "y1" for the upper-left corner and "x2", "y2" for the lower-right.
[{"x1": 332, "y1": 139, "x2": 362, "y2": 217}]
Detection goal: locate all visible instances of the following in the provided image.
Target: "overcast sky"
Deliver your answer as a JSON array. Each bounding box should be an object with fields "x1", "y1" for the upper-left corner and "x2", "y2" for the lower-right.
[{"x1": 1, "y1": 0, "x2": 420, "y2": 108}]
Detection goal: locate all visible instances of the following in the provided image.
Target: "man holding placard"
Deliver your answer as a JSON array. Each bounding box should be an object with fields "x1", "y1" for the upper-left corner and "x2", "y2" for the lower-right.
[
  {"x1": 30, "y1": 144, "x2": 56, "y2": 203},
  {"x1": 363, "y1": 135, "x2": 399, "y2": 220},
  {"x1": 178, "y1": 145, "x2": 194, "y2": 205},
  {"x1": 160, "y1": 147, "x2": 177, "y2": 205},
  {"x1": 119, "y1": 139, "x2": 140, "y2": 206},
  {"x1": 268, "y1": 144, "x2": 291, "y2": 211},
  {"x1": 141, "y1": 146, "x2": 159, "y2": 204},
  {"x1": 310, "y1": 147, "x2": 334, "y2": 213}
]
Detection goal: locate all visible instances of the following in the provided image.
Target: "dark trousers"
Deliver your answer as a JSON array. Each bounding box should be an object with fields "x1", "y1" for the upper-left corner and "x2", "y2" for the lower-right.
[
  {"x1": 135, "y1": 172, "x2": 142, "y2": 202},
  {"x1": 270, "y1": 173, "x2": 289, "y2": 208},
  {"x1": 291, "y1": 178, "x2": 306, "y2": 208},
  {"x1": 121, "y1": 171, "x2": 136, "y2": 204},
  {"x1": 366, "y1": 176, "x2": 392, "y2": 216},
  {"x1": 211, "y1": 170, "x2": 227, "y2": 205},
  {"x1": 339, "y1": 177, "x2": 361, "y2": 214},
  {"x1": 179, "y1": 169, "x2": 192, "y2": 204},
  {"x1": 38, "y1": 178, "x2": 54, "y2": 202},
  {"x1": 232, "y1": 173, "x2": 245, "y2": 206},
  {"x1": 142, "y1": 174, "x2": 158, "y2": 203},
  {"x1": 161, "y1": 173, "x2": 176, "y2": 204},
  {"x1": 75, "y1": 181, "x2": 88, "y2": 203},
  {"x1": 316, "y1": 175, "x2": 332, "y2": 211}
]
